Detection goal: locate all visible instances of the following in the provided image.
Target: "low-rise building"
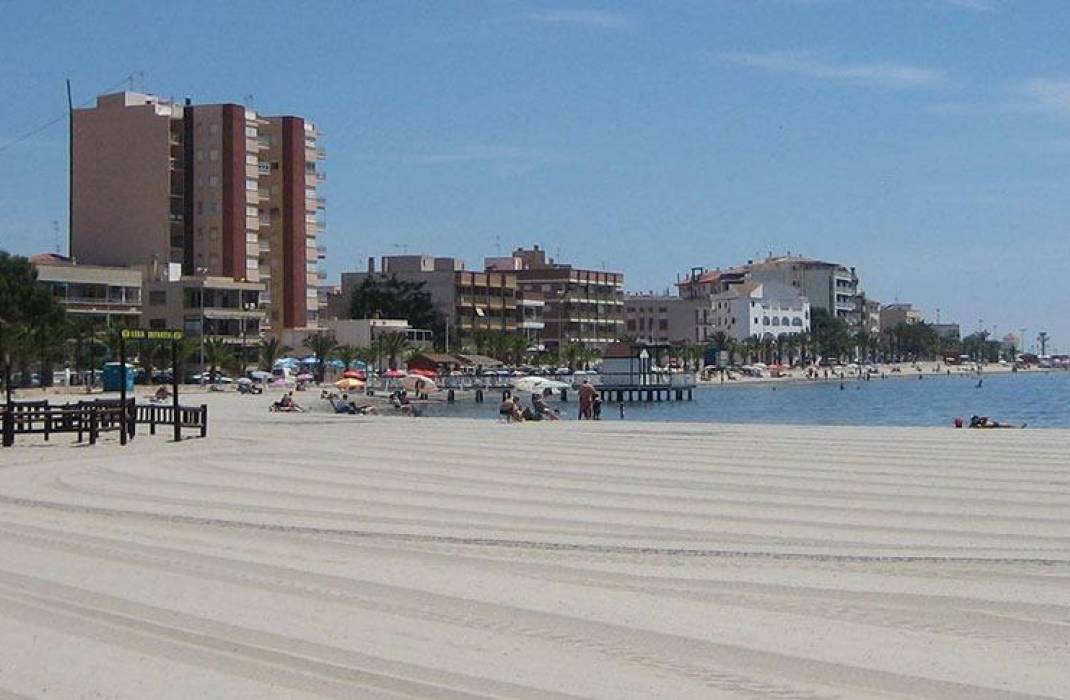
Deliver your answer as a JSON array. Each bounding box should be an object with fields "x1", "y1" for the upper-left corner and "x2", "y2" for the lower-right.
[
  {"x1": 319, "y1": 318, "x2": 432, "y2": 349},
  {"x1": 141, "y1": 262, "x2": 264, "y2": 366},
  {"x1": 880, "y1": 303, "x2": 923, "y2": 331},
  {"x1": 679, "y1": 255, "x2": 860, "y2": 327},
  {"x1": 623, "y1": 295, "x2": 711, "y2": 345},
  {"x1": 339, "y1": 255, "x2": 521, "y2": 350},
  {"x1": 486, "y1": 245, "x2": 624, "y2": 351},
  {"x1": 31, "y1": 253, "x2": 142, "y2": 328},
  {"x1": 709, "y1": 281, "x2": 810, "y2": 343},
  {"x1": 931, "y1": 323, "x2": 961, "y2": 341}
]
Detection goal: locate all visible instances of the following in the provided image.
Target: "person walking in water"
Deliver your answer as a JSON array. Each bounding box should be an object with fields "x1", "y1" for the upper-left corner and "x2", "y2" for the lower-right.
[{"x1": 578, "y1": 379, "x2": 596, "y2": 420}]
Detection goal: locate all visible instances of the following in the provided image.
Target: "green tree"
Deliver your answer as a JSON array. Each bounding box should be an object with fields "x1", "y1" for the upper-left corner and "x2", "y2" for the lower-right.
[
  {"x1": 305, "y1": 332, "x2": 339, "y2": 382},
  {"x1": 377, "y1": 332, "x2": 411, "y2": 371},
  {"x1": 258, "y1": 337, "x2": 290, "y2": 371},
  {"x1": 333, "y1": 344, "x2": 360, "y2": 370},
  {"x1": 202, "y1": 337, "x2": 233, "y2": 382},
  {"x1": 349, "y1": 274, "x2": 440, "y2": 329},
  {"x1": 0, "y1": 252, "x2": 66, "y2": 395},
  {"x1": 810, "y1": 308, "x2": 851, "y2": 362}
]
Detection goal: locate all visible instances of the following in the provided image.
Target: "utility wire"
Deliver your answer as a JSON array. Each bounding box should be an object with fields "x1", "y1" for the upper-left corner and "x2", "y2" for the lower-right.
[{"x1": 0, "y1": 73, "x2": 142, "y2": 157}]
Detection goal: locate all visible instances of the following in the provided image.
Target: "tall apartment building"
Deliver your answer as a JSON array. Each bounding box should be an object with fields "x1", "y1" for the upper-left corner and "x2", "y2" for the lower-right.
[
  {"x1": 70, "y1": 91, "x2": 324, "y2": 335},
  {"x1": 485, "y1": 246, "x2": 624, "y2": 351}
]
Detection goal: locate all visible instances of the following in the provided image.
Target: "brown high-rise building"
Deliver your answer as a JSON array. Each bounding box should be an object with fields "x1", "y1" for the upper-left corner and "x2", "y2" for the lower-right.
[{"x1": 71, "y1": 91, "x2": 324, "y2": 334}]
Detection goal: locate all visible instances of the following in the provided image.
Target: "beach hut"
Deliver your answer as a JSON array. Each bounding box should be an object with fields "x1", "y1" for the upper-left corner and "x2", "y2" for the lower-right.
[
  {"x1": 407, "y1": 353, "x2": 463, "y2": 376},
  {"x1": 454, "y1": 354, "x2": 504, "y2": 374},
  {"x1": 599, "y1": 343, "x2": 653, "y2": 388}
]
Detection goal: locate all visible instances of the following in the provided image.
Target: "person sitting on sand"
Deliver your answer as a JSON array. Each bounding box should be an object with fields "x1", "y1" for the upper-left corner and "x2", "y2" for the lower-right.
[
  {"x1": 271, "y1": 392, "x2": 304, "y2": 413},
  {"x1": 532, "y1": 392, "x2": 560, "y2": 421},
  {"x1": 153, "y1": 386, "x2": 171, "y2": 402},
  {"x1": 499, "y1": 396, "x2": 523, "y2": 422}
]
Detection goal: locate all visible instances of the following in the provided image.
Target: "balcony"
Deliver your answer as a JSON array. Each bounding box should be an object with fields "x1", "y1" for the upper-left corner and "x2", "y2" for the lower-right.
[
  {"x1": 315, "y1": 244, "x2": 326, "y2": 259},
  {"x1": 257, "y1": 189, "x2": 272, "y2": 202}
]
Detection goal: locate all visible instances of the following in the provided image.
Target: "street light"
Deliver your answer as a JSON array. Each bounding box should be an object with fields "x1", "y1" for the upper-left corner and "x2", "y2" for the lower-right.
[{"x1": 195, "y1": 267, "x2": 208, "y2": 385}]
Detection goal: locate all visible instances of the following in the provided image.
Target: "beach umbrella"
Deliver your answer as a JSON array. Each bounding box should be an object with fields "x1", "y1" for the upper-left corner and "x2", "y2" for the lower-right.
[
  {"x1": 237, "y1": 377, "x2": 253, "y2": 386},
  {"x1": 402, "y1": 375, "x2": 438, "y2": 393},
  {"x1": 335, "y1": 377, "x2": 365, "y2": 391},
  {"x1": 409, "y1": 368, "x2": 437, "y2": 379},
  {"x1": 341, "y1": 369, "x2": 365, "y2": 380},
  {"x1": 250, "y1": 370, "x2": 271, "y2": 380},
  {"x1": 296, "y1": 372, "x2": 314, "y2": 382},
  {"x1": 514, "y1": 376, "x2": 569, "y2": 394},
  {"x1": 383, "y1": 369, "x2": 406, "y2": 378}
]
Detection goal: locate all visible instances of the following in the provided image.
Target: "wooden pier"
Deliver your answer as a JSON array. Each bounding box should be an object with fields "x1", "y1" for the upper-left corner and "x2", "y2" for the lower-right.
[{"x1": 597, "y1": 385, "x2": 693, "y2": 403}]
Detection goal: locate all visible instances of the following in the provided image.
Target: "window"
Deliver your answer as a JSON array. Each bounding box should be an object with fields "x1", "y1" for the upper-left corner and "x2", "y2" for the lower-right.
[
  {"x1": 209, "y1": 149, "x2": 219, "y2": 161},
  {"x1": 626, "y1": 319, "x2": 636, "y2": 331},
  {"x1": 196, "y1": 201, "x2": 204, "y2": 215},
  {"x1": 772, "y1": 317, "x2": 780, "y2": 326},
  {"x1": 246, "y1": 178, "x2": 258, "y2": 191},
  {"x1": 149, "y1": 290, "x2": 167, "y2": 306},
  {"x1": 149, "y1": 318, "x2": 166, "y2": 330},
  {"x1": 206, "y1": 201, "x2": 217, "y2": 214},
  {"x1": 658, "y1": 319, "x2": 668, "y2": 331},
  {"x1": 209, "y1": 124, "x2": 219, "y2": 135},
  {"x1": 763, "y1": 317, "x2": 770, "y2": 325},
  {"x1": 782, "y1": 316, "x2": 790, "y2": 326},
  {"x1": 208, "y1": 175, "x2": 219, "y2": 188},
  {"x1": 245, "y1": 126, "x2": 257, "y2": 138}
]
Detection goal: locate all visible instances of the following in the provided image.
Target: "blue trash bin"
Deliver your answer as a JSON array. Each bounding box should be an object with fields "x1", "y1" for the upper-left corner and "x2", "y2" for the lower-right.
[{"x1": 102, "y1": 362, "x2": 135, "y2": 392}]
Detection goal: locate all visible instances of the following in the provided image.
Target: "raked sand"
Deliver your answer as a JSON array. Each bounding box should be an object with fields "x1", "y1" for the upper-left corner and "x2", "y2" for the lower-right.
[{"x1": 0, "y1": 392, "x2": 1068, "y2": 699}]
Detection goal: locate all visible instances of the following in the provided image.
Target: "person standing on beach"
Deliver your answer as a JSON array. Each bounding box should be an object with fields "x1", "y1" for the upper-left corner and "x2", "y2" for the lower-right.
[{"x1": 578, "y1": 380, "x2": 595, "y2": 420}]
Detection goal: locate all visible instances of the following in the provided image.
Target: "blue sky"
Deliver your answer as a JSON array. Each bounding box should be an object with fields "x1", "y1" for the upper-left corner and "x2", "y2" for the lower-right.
[{"x1": 1, "y1": 0, "x2": 1068, "y2": 349}]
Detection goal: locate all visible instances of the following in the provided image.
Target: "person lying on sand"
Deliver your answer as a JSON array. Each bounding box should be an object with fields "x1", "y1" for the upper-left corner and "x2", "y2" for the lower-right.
[{"x1": 964, "y1": 415, "x2": 1026, "y2": 429}]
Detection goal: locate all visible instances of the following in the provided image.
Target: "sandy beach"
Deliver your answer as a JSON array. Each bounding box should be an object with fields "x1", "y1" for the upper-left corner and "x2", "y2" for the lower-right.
[{"x1": 0, "y1": 392, "x2": 1068, "y2": 698}]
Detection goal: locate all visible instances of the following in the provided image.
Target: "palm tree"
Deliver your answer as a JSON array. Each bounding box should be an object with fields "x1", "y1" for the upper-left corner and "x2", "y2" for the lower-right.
[
  {"x1": 334, "y1": 344, "x2": 360, "y2": 371},
  {"x1": 305, "y1": 332, "x2": 339, "y2": 382},
  {"x1": 377, "y1": 332, "x2": 410, "y2": 371},
  {"x1": 760, "y1": 335, "x2": 776, "y2": 365},
  {"x1": 258, "y1": 337, "x2": 289, "y2": 371},
  {"x1": 353, "y1": 346, "x2": 378, "y2": 371},
  {"x1": 202, "y1": 337, "x2": 233, "y2": 382},
  {"x1": 506, "y1": 334, "x2": 529, "y2": 366}
]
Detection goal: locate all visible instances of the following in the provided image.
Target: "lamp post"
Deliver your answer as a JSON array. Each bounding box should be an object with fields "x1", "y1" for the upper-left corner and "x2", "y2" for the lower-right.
[
  {"x1": 195, "y1": 267, "x2": 208, "y2": 385},
  {"x1": 240, "y1": 300, "x2": 256, "y2": 377}
]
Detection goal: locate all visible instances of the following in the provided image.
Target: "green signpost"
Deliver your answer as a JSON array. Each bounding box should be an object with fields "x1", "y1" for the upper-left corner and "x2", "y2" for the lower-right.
[{"x1": 118, "y1": 328, "x2": 185, "y2": 442}]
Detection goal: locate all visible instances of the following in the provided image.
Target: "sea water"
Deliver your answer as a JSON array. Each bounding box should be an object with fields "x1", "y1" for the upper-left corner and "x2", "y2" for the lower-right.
[{"x1": 423, "y1": 371, "x2": 1070, "y2": 428}]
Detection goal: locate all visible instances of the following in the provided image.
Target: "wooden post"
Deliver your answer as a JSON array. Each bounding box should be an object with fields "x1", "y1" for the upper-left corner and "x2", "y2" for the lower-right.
[
  {"x1": 172, "y1": 339, "x2": 181, "y2": 442},
  {"x1": 149, "y1": 404, "x2": 156, "y2": 435},
  {"x1": 89, "y1": 408, "x2": 98, "y2": 445},
  {"x1": 1, "y1": 409, "x2": 12, "y2": 448},
  {"x1": 200, "y1": 404, "x2": 207, "y2": 438},
  {"x1": 118, "y1": 335, "x2": 128, "y2": 446}
]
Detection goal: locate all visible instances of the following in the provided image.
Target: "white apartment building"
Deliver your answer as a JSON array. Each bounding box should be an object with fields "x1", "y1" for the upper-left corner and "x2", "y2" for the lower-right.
[{"x1": 710, "y1": 281, "x2": 810, "y2": 343}]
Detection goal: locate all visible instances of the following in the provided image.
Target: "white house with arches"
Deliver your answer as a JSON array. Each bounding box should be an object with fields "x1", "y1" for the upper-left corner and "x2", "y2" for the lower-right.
[{"x1": 709, "y1": 280, "x2": 810, "y2": 343}]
